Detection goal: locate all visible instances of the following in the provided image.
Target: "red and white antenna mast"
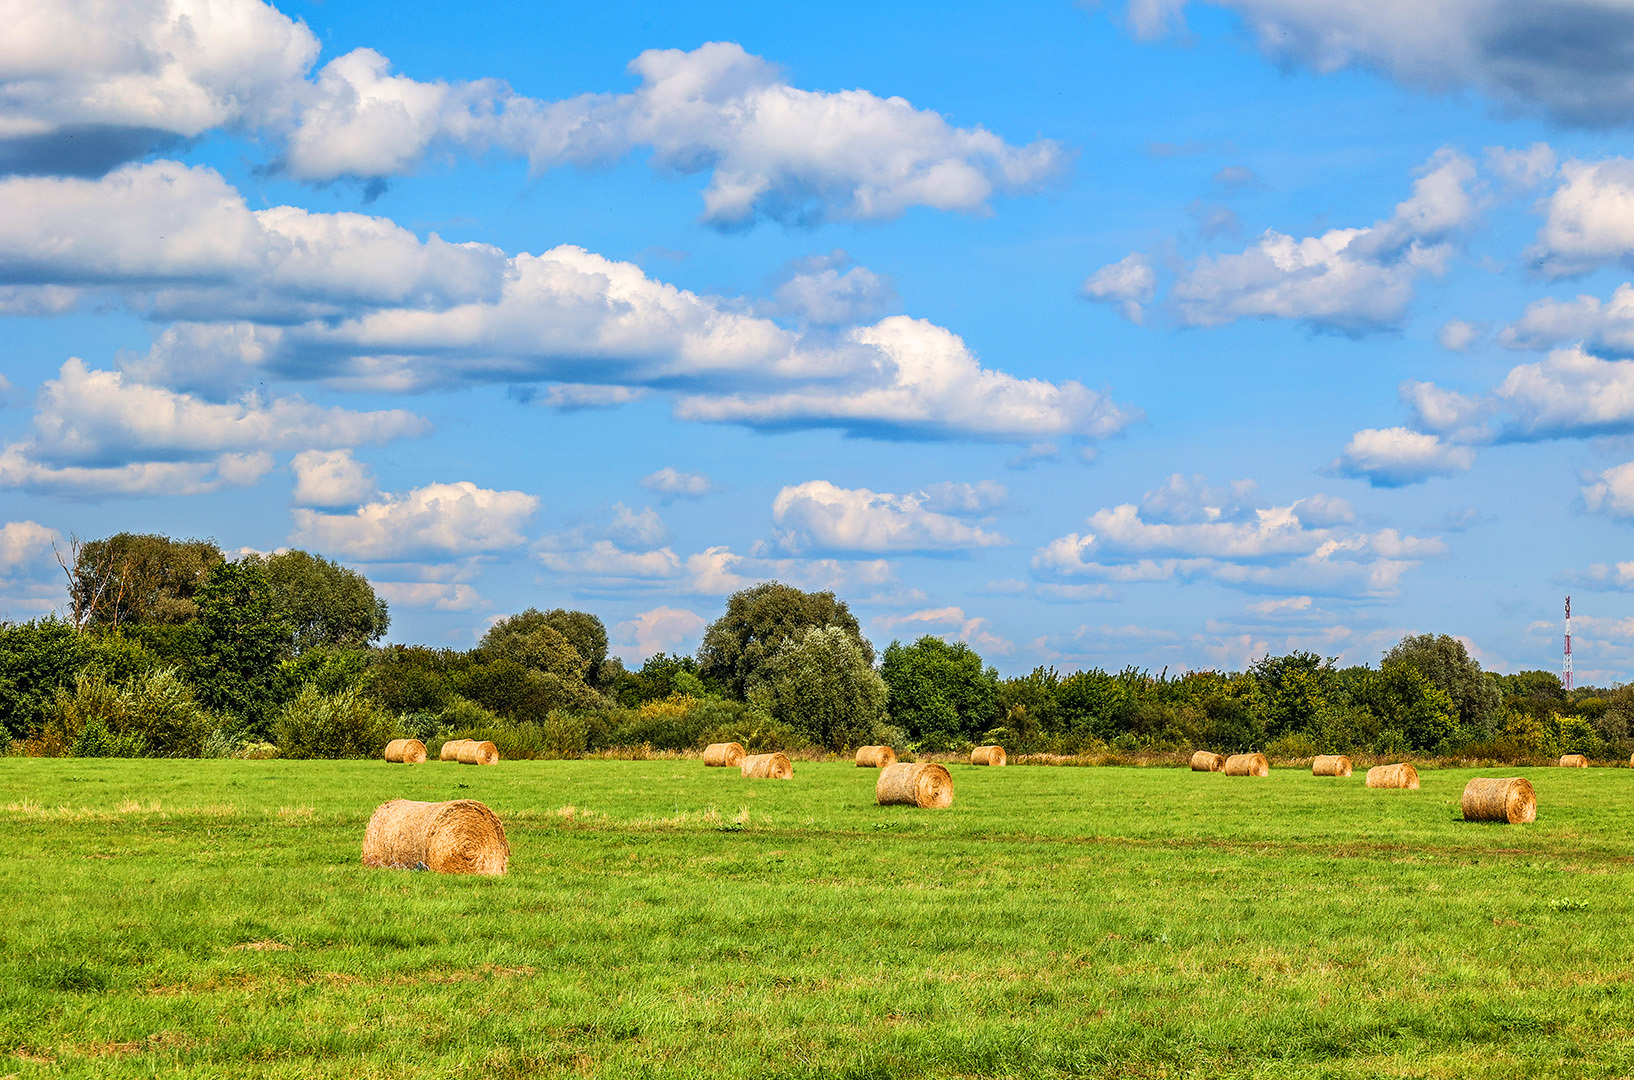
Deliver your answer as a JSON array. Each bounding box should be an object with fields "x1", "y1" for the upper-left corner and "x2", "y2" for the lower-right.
[{"x1": 1563, "y1": 595, "x2": 1573, "y2": 691}]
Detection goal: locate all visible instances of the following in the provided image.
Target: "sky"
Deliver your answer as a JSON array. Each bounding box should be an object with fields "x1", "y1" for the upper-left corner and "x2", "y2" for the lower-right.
[{"x1": 4, "y1": 0, "x2": 1634, "y2": 682}]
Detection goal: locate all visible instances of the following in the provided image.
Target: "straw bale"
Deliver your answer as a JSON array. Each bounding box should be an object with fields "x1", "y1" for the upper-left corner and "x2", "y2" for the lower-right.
[
  {"x1": 458, "y1": 740, "x2": 500, "y2": 766},
  {"x1": 1365, "y1": 763, "x2": 1419, "y2": 789},
  {"x1": 361, "y1": 799, "x2": 510, "y2": 875},
  {"x1": 703, "y1": 742, "x2": 746, "y2": 768},
  {"x1": 1223, "y1": 752, "x2": 1269, "y2": 777},
  {"x1": 876, "y1": 762, "x2": 954, "y2": 808},
  {"x1": 1312, "y1": 754, "x2": 1352, "y2": 777},
  {"x1": 741, "y1": 752, "x2": 793, "y2": 779},
  {"x1": 855, "y1": 745, "x2": 897, "y2": 768},
  {"x1": 1559, "y1": 754, "x2": 1588, "y2": 768},
  {"x1": 969, "y1": 745, "x2": 1007, "y2": 766},
  {"x1": 439, "y1": 739, "x2": 472, "y2": 762},
  {"x1": 384, "y1": 739, "x2": 426, "y2": 765},
  {"x1": 1461, "y1": 777, "x2": 1536, "y2": 824},
  {"x1": 1190, "y1": 751, "x2": 1225, "y2": 772}
]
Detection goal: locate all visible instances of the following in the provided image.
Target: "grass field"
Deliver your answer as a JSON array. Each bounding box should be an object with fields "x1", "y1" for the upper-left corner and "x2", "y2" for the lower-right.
[{"x1": 3, "y1": 758, "x2": 1632, "y2": 1079}]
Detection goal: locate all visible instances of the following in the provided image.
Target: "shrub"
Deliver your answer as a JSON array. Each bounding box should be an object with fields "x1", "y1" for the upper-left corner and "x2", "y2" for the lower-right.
[
  {"x1": 28, "y1": 668, "x2": 217, "y2": 757},
  {"x1": 543, "y1": 712, "x2": 590, "y2": 757},
  {"x1": 274, "y1": 683, "x2": 399, "y2": 759}
]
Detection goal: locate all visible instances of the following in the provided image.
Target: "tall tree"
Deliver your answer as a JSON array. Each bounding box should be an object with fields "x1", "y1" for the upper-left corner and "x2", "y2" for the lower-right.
[
  {"x1": 881, "y1": 636, "x2": 999, "y2": 745},
  {"x1": 753, "y1": 626, "x2": 888, "y2": 750},
  {"x1": 1382, "y1": 633, "x2": 1501, "y2": 734},
  {"x1": 260, "y1": 549, "x2": 389, "y2": 652},
  {"x1": 698, "y1": 582, "x2": 872, "y2": 700},
  {"x1": 193, "y1": 558, "x2": 294, "y2": 735},
  {"x1": 66, "y1": 533, "x2": 223, "y2": 628}
]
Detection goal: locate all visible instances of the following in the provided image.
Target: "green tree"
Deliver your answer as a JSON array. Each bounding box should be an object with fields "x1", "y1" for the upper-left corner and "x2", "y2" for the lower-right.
[
  {"x1": 536, "y1": 609, "x2": 609, "y2": 683},
  {"x1": 260, "y1": 549, "x2": 389, "y2": 652},
  {"x1": 751, "y1": 626, "x2": 888, "y2": 750},
  {"x1": 480, "y1": 609, "x2": 591, "y2": 681},
  {"x1": 1382, "y1": 633, "x2": 1501, "y2": 734},
  {"x1": 1056, "y1": 668, "x2": 1142, "y2": 740},
  {"x1": 193, "y1": 558, "x2": 294, "y2": 736},
  {"x1": 881, "y1": 636, "x2": 998, "y2": 747},
  {"x1": 698, "y1": 582, "x2": 873, "y2": 700},
  {"x1": 67, "y1": 533, "x2": 223, "y2": 627},
  {"x1": 1363, "y1": 662, "x2": 1458, "y2": 750}
]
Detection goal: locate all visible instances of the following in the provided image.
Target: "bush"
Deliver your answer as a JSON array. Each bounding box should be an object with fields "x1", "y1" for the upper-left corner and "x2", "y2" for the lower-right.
[
  {"x1": 543, "y1": 712, "x2": 590, "y2": 757},
  {"x1": 28, "y1": 668, "x2": 217, "y2": 757},
  {"x1": 274, "y1": 683, "x2": 399, "y2": 759}
]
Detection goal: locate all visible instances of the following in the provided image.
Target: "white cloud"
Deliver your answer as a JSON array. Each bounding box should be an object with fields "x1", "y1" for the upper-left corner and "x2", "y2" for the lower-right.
[
  {"x1": 1570, "y1": 561, "x2": 1634, "y2": 591},
  {"x1": 1493, "y1": 347, "x2": 1634, "y2": 440},
  {"x1": 1162, "y1": 150, "x2": 1478, "y2": 333},
  {"x1": 0, "y1": 445, "x2": 273, "y2": 497},
  {"x1": 1529, "y1": 159, "x2": 1634, "y2": 278},
  {"x1": 1083, "y1": 252, "x2": 1156, "y2": 324},
  {"x1": 614, "y1": 606, "x2": 707, "y2": 660},
  {"x1": 641, "y1": 467, "x2": 717, "y2": 500},
  {"x1": 538, "y1": 384, "x2": 647, "y2": 411},
  {"x1": 290, "y1": 449, "x2": 376, "y2": 508},
  {"x1": 1485, "y1": 144, "x2": 1557, "y2": 191},
  {"x1": 1033, "y1": 476, "x2": 1445, "y2": 598},
  {"x1": 1332, "y1": 427, "x2": 1476, "y2": 487},
  {"x1": 769, "y1": 251, "x2": 897, "y2": 326},
  {"x1": 772, "y1": 479, "x2": 1009, "y2": 553},
  {"x1": 1501, "y1": 283, "x2": 1634, "y2": 354},
  {"x1": 290, "y1": 480, "x2": 538, "y2": 560},
  {"x1": 372, "y1": 581, "x2": 485, "y2": 611},
  {"x1": 0, "y1": 163, "x2": 506, "y2": 321},
  {"x1": 0, "y1": 520, "x2": 59, "y2": 574},
  {"x1": 918, "y1": 480, "x2": 1007, "y2": 515},
  {"x1": 22, "y1": 358, "x2": 425, "y2": 466},
  {"x1": 1583, "y1": 461, "x2": 1634, "y2": 520},
  {"x1": 871, "y1": 606, "x2": 1014, "y2": 655},
  {"x1": 606, "y1": 503, "x2": 668, "y2": 548},
  {"x1": 1438, "y1": 319, "x2": 1480, "y2": 352},
  {"x1": 1127, "y1": 2, "x2": 1634, "y2": 128}
]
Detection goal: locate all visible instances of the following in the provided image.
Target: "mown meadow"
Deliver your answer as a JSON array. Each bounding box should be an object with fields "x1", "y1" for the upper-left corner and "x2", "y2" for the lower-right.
[{"x1": 3, "y1": 758, "x2": 1633, "y2": 1078}]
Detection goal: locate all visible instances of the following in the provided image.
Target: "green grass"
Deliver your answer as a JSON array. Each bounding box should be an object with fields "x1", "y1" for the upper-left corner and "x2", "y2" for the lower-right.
[{"x1": 2, "y1": 759, "x2": 1633, "y2": 1079}]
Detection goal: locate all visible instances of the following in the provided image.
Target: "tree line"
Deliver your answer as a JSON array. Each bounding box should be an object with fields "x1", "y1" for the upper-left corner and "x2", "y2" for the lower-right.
[{"x1": 2, "y1": 532, "x2": 1627, "y2": 763}]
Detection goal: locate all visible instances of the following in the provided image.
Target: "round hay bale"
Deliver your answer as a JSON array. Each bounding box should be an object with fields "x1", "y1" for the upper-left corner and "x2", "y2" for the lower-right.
[
  {"x1": 741, "y1": 752, "x2": 793, "y2": 779},
  {"x1": 1559, "y1": 754, "x2": 1588, "y2": 768},
  {"x1": 1312, "y1": 754, "x2": 1352, "y2": 777},
  {"x1": 457, "y1": 740, "x2": 500, "y2": 766},
  {"x1": 1190, "y1": 751, "x2": 1225, "y2": 772},
  {"x1": 855, "y1": 745, "x2": 897, "y2": 768},
  {"x1": 703, "y1": 742, "x2": 746, "y2": 768},
  {"x1": 361, "y1": 799, "x2": 510, "y2": 875},
  {"x1": 1223, "y1": 753, "x2": 1268, "y2": 777},
  {"x1": 438, "y1": 739, "x2": 471, "y2": 762},
  {"x1": 876, "y1": 762, "x2": 954, "y2": 808},
  {"x1": 1365, "y1": 763, "x2": 1419, "y2": 789},
  {"x1": 1461, "y1": 777, "x2": 1536, "y2": 823},
  {"x1": 384, "y1": 738, "x2": 426, "y2": 764},
  {"x1": 970, "y1": 745, "x2": 1007, "y2": 767}
]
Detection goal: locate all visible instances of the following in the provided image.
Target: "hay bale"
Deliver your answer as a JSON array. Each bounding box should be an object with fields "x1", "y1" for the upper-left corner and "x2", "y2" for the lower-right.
[
  {"x1": 1365, "y1": 763, "x2": 1419, "y2": 789},
  {"x1": 438, "y1": 739, "x2": 471, "y2": 762},
  {"x1": 1190, "y1": 751, "x2": 1225, "y2": 772},
  {"x1": 457, "y1": 740, "x2": 499, "y2": 766},
  {"x1": 970, "y1": 745, "x2": 1007, "y2": 766},
  {"x1": 855, "y1": 745, "x2": 897, "y2": 768},
  {"x1": 741, "y1": 752, "x2": 793, "y2": 779},
  {"x1": 1559, "y1": 754, "x2": 1589, "y2": 768},
  {"x1": 703, "y1": 742, "x2": 746, "y2": 767},
  {"x1": 361, "y1": 799, "x2": 510, "y2": 875},
  {"x1": 384, "y1": 738, "x2": 426, "y2": 764},
  {"x1": 1461, "y1": 777, "x2": 1537, "y2": 824},
  {"x1": 876, "y1": 762, "x2": 954, "y2": 808},
  {"x1": 1223, "y1": 753, "x2": 1268, "y2": 777},
  {"x1": 1312, "y1": 754, "x2": 1352, "y2": 777}
]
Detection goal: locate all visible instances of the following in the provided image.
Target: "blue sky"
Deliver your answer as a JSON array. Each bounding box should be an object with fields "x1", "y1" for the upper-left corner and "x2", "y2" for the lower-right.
[{"x1": 4, "y1": 0, "x2": 1633, "y2": 681}]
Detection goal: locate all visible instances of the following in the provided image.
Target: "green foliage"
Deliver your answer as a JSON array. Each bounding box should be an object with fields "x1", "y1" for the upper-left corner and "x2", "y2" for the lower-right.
[
  {"x1": 365, "y1": 645, "x2": 460, "y2": 714},
  {"x1": 0, "y1": 617, "x2": 93, "y2": 739},
  {"x1": 698, "y1": 582, "x2": 873, "y2": 699},
  {"x1": 543, "y1": 711, "x2": 591, "y2": 757},
  {"x1": 1364, "y1": 662, "x2": 1459, "y2": 751},
  {"x1": 609, "y1": 652, "x2": 703, "y2": 706},
  {"x1": 194, "y1": 558, "x2": 295, "y2": 736},
  {"x1": 881, "y1": 636, "x2": 999, "y2": 747},
  {"x1": 260, "y1": 549, "x2": 390, "y2": 652},
  {"x1": 480, "y1": 609, "x2": 591, "y2": 679},
  {"x1": 535, "y1": 609, "x2": 610, "y2": 683},
  {"x1": 750, "y1": 625, "x2": 888, "y2": 750},
  {"x1": 68, "y1": 532, "x2": 223, "y2": 627},
  {"x1": 1383, "y1": 633, "x2": 1502, "y2": 733},
  {"x1": 451, "y1": 657, "x2": 599, "y2": 721},
  {"x1": 33, "y1": 668, "x2": 217, "y2": 757},
  {"x1": 273, "y1": 683, "x2": 399, "y2": 759}
]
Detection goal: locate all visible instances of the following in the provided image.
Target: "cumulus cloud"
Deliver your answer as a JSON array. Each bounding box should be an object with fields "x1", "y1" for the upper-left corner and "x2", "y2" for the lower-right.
[
  {"x1": 1499, "y1": 284, "x2": 1634, "y2": 354},
  {"x1": 1438, "y1": 319, "x2": 1481, "y2": 352},
  {"x1": 0, "y1": 445, "x2": 273, "y2": 497},
  {"x1": 1583, "y1": 461, "x2": 1634, "y2": 520},
  {"x1": 871, "y1": 606, "x2": 1014, "y2": 655},
  {"x1": 606, "y1": 503, "x2": 668, "y2": 548},
  {"x1": 614, "y1": 606, "x2": 708, "y2": 659},
  {"x1": 1083, "y1": 252, "x2": 1157, "y2": 324},
  {"x1": 290, "y1": 480, "x2": 539, "y2": 560},
  {"x1": 1032, "y1": 475, "x2": 1444, "y2": 597},
  {"x1": 641, "y1": 467, "x2": 717, "y2": 500},
  {"x1": 772, "y1": 480, "x2": 1009, "y2": 554},
  {"x1": 1529, "y1": 159, "x2": 1634, "y2": 278},
  {"x1": 290, "y1": 449, "x2": 376, "y2": 507},
  {"x1": 918, "y1": 480, "x2": 1007, "y2": 515},
  {"x1": 1332, "y1": 428, "x2": 1477, "y2": 487},
  {"x1": 371, "y1": 581, "x2": 485, "y2": 611},
  {"x1": 1569, "y1": 560, "x2": 1634, "y2": 591},
  {"x1": 1125, "y1": 1, "x2": 1634, "y2": 128},
  {"x1": 768, "y1": 251, "x2": 897, "y2": 326},
  {"x1": 0, "y1": 520, "x2": 59, "y2": 573}
]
